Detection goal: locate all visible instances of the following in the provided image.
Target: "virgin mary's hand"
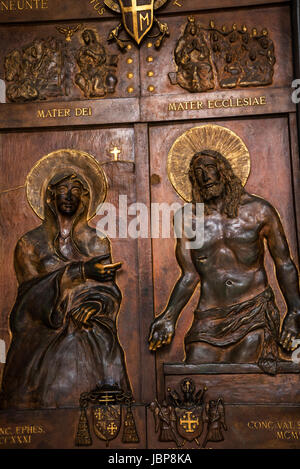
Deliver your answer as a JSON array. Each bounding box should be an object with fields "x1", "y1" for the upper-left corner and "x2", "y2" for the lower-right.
[
  {"x1": 83, "y1": 257, "x2": 122, "y2": 282},
  {"x1": 71, "y1": 302, "x2": 101, "y2": 329}
]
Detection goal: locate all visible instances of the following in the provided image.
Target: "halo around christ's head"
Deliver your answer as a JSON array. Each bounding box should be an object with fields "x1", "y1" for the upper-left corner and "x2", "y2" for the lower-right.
[
  {"x1": 167, "y1": 125, "x2": 251, "y2": 202},
  {"x1": 26, "y1": 149, "x2": 108, "y2": 220}
]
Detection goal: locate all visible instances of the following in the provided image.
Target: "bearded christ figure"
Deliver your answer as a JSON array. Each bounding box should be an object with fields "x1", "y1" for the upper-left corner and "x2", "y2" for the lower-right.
[{"x1": 149, "y1": 149, "x2": 300, "y2": 375}]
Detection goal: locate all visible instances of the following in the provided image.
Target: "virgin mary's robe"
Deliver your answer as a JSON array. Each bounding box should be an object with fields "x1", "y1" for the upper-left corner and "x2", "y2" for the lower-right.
[{"x1": 0, "y1": 205, "x2": 130, "y2": 409}]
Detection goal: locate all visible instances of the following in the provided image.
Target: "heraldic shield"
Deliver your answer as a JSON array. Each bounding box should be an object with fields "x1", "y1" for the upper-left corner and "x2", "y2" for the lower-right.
[
  {"x1": 92, "y1": 404, "x2": 122, "y2": 446},
  {"x1": 175, "y1": 406, "x2": 204, "y2": 442},
  {"x1": 75, "y1": 384, "x2": 139, "y2": 447},
  {"x1": 168, "y1": 378, "x2": 207, "y2": 444},
  {"x1": 119, "y1": 0, "x2": 154, "y2": 44}
]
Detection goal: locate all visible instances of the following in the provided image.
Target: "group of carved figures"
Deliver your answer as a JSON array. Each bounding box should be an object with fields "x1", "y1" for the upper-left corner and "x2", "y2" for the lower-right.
[
  {"x1": 0, "y1": 131, "x2": 299, "y2": 416},
  {"x1": 4, "y1": 28, "x2": 118, "y2": 102},
  {"x1": 3, "y1": 17, "x2": 276, "y2": 102},
  {"x1": 170, "y1": 17, "x2": 276, "y2": 92}
]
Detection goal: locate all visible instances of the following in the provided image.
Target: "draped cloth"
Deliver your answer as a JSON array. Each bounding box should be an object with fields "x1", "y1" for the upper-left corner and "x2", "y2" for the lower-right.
[
  {"x1": 0, "y1": 259, "x2": 131, "y2": 409},
  {"x1": 185, "y1": 287, "x2": 280, "y2": 375},
  {"x1": 0, "y1": 171, "x2": 131, "y2": 409}
]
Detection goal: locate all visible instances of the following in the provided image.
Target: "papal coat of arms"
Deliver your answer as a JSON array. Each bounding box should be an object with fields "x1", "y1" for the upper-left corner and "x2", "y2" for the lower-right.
[
  {"x1": 119, "y1": 0, "x2": 155, "y2": 45},
  {"x1": 104, "y1": 0, "x2": 170, "y2": 50}
]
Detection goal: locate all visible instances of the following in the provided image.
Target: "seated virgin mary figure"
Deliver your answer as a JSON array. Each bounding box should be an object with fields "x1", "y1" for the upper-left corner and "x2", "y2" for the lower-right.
[{"x1": 0, "y1": 153, "x2": 131, "y2": 409}]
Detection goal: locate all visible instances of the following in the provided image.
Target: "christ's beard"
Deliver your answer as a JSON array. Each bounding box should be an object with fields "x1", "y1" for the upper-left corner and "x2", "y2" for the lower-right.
[{"x1": 201, "y1": 182, "x2": 224, "y2": 201}]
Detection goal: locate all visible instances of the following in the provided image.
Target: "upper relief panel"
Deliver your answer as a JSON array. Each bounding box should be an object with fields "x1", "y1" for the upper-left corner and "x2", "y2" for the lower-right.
[
  {"x1": 169, "y1": 17, "x2": 276, "y2": 93},
  {"x1": 139, "y1": 4, "x2": 294, "y2": 121},
  {"x1": 140, "y1": 4, "x2": 293, "y2": 97},
  {"x1": 0, "y1": 21, "x2": 139, "y2": 103},
  {"x1": 0, "y1": 1, "x2": 295, "y2": 127}
]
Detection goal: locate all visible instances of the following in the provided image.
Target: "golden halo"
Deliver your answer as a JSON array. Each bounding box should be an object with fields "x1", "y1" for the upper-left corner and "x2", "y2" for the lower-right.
[
  {"x1": 167, "y1": 124, "x2": 251, "y2": 202},
  {"x1": 26, "y1": 149, "x2": 108, "y2": 220}
]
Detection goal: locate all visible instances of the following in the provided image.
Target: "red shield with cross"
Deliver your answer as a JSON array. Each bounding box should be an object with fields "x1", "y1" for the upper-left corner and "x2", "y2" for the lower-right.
[{"x1": 118, "y1": 0, "x2": 154, "y2": 45}]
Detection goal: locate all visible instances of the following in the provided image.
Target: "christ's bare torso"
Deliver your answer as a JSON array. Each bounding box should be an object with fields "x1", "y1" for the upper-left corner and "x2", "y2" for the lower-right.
[
  {"x1": 191, "y1": 192, "x2": 269, "y2": 311},
  {"x1": 149, "y1": 160, "x2": 300, "y2": 354}
]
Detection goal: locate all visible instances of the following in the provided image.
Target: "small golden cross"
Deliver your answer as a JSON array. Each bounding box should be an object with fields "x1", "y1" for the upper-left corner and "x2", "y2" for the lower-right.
[
  {"x1": 110, "y1": 146, "x2": 122, "y2": 161},
  {"x1": 179, "y1": 411, "x2": 199, "y2": 433},
  {"x1": 107, "y1": 423, "x2": 118, "y2": 435}
]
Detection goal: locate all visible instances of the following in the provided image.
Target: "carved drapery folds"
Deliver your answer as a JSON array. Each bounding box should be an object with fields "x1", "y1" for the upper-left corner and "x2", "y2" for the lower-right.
[{"x1": 0, "y1": 150, "x2": 130, "y2": 410}]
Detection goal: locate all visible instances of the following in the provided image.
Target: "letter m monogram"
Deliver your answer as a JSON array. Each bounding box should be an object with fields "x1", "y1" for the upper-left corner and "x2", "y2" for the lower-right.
[{"x1": 119, "y1": 0, "x2": 154, "y2": 44}]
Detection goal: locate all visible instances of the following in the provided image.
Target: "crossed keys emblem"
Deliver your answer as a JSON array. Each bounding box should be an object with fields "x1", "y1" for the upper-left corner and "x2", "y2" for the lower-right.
[{"x1": 104, "y1": 0, "x2": 170, "y2": 50}]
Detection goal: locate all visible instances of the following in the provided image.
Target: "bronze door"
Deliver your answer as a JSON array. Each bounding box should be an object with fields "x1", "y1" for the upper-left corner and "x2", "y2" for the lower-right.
[{"x1": 0, "y1": 0, "x2": 299, "y2": 450}]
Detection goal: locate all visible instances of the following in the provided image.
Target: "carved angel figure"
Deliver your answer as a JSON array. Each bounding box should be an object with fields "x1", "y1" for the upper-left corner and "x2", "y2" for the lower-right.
[
  {"x1": 202, "y1": 398, "x2": 227, "y2": 448},
  {"x1": 150, "y1": 400, "x2": 182, "y2": 447}
]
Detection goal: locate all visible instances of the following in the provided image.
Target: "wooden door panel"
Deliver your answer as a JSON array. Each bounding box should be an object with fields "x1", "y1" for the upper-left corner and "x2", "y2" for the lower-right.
[
  {"x1": 150, "y1": 116, "x2": 299, "y2": 395},
  {"x1": 0, "y1": 0, "x2": 299, "y2": 450},
  {"x1": 0, "y1": 126, "x2": 146, "y2": 401}
]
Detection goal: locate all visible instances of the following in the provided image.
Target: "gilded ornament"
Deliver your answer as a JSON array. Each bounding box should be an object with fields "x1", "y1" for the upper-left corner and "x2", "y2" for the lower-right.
[
  {"x1": 105, "y1": 0, "x2": 170, "y2": 50},
  {"x1": 167, "y1": 124, "x2": 251, "y2": 202},
  {"x1": 26, "y1": 149, "x2": 108, "y2": 220}
]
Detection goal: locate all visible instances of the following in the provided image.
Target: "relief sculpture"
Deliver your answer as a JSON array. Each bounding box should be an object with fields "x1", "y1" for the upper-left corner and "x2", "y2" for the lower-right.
[
  {"x1": 4, "y1": 27, "x2": 118, "y2": 102},
  {"x1": 75, "y1": 385, "x2": 139, "y2": 447},
  {"x1": 209, "y1": 21, "x2": 276, "y2": 89},
  {"x1": 172, "y1": 17, "x2": 214, "y2": 93},
  {"x1": 149, "y1": 125, "x2": 300, "y2": 375},
  {"x1": 169, "y1": 17, "x2": 276, "y2": 93},
  {"x1": 75, "y1": 29, "x2": 118, "y2": 98},
  {"x1": 105, "y1": 0, "x2": 170, "y2": 50},
  {"x1": 0, "y1": 149, "x2": 131, "y2": 409},
  {"x1": 202, "y1": 398, "x2": 227, "y2": 448},
  {"x1": 4, "y1": 37, "x2": 67, "y2": 102},
  {"x1": 150, "y1": 378, "x2": 227, "y2": 448}
]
